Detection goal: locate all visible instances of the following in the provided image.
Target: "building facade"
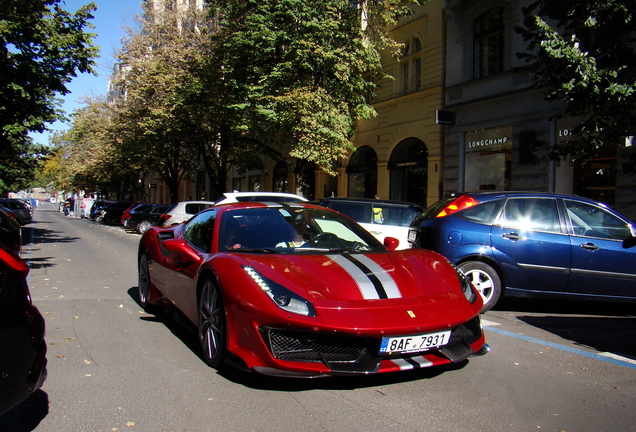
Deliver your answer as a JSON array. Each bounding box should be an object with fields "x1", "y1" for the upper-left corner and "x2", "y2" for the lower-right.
[{"x1": 442, "y1": 0, "x2": 636, "y2": 219}]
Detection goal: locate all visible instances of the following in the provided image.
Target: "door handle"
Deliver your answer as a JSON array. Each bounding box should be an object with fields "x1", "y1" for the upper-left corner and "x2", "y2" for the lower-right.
[
  {"x1": 502, "y1": 232, "x2": 523, "y2": 241},
  {"x1": 579, "y1": 243, "x2": 600, "y2": 250}
]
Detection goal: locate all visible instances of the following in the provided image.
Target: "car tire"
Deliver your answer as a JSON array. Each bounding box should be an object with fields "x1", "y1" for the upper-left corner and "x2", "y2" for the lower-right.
[
  {"x1": 458, "y1": 261, "x2": 501, "y2": 313},
  {"x1": 137, "y1": 220, "x2": 152, "y2": 234},
  {"x1": 138, "y1": 254, "x2": 155, "y2": 312},
  {"x1": 198, "y1": 279, "x2": 226, "y2": 368}
]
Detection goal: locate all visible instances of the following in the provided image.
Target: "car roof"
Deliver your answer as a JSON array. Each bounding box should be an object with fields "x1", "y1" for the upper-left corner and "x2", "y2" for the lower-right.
[
  {"x1": 458, "y1": 191, "x2": 602, "y2": 203},
  {"x1": 319, "y1": 197, "x2": 422, "y2": 207}
]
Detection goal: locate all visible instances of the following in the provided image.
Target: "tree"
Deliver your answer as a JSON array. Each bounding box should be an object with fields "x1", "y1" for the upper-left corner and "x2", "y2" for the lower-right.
[
  {"x1": 114, "y1": 3, "x2": 214, "y2": 203},
  {"x1": 204, "y1": 0, "x2": 424, "y2": 185},
  {"x1": 0, "y1": 0, "x2": 98, "y2": 195},
  {"x1": 516, "y1": 1, "x2": 636, "y2": 168}
]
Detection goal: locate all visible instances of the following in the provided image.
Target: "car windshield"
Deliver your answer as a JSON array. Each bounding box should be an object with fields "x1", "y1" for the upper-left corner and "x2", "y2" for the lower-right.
[{"x1": 218, "y1": 207, "x2": 385, "y2": 253}]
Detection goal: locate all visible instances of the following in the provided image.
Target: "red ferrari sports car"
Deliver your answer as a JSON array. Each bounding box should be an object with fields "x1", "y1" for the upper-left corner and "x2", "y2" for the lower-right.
[{"x1": 138, "y1": 202, "x2": 488, "y2": 377}]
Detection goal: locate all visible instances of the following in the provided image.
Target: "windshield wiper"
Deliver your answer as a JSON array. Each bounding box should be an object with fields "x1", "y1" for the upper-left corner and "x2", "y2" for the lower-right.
[{"x1": 230, "y1": 248, "x2": 276, "y2": 253}]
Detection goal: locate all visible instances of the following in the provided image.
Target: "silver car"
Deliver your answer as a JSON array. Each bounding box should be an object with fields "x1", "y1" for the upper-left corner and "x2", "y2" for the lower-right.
[{"x1": 0, "y1": 199, "x2": 32, "y2": 225}]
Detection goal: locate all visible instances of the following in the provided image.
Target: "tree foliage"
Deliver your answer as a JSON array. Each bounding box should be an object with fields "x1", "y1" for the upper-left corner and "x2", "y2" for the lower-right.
[
  {"x1": 114, "y1": 3, "x2": 214, "y2": 203},
  {"x1": 516, "y1": 0, "x2": 636, "y2": 166},
  {"x1": 206, "y1": 0, "x2": 423, "y2": 176},
  {"x1": 0, "y1": 0, "x2": 98, "y2": 195}
]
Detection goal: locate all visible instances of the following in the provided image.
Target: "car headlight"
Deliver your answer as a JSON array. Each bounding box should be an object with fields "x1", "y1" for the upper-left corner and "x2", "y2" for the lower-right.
[
  {"x1": 448, "y1": 262, "x2": 478, "y2": 304},
  {"x1": 242, "y1": 266, "x2": 316, "y2": 317}
]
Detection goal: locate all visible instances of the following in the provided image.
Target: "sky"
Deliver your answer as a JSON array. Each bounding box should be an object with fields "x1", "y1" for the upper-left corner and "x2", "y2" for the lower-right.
[{"x1": 30, "y1": 0, "x2": 142, "y2": 145}]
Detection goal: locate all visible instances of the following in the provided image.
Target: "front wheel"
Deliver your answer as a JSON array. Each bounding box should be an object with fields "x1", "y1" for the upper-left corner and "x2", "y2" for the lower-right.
[
  {"x1": 458, "y1": 261, "x2": 501, "y2": 313},
  {"x1": 138, "y1": 254, "x2": 154, "y2": 312},
  {"x1": 198, "y1": 279, "x2": 226, "y2": 368}
]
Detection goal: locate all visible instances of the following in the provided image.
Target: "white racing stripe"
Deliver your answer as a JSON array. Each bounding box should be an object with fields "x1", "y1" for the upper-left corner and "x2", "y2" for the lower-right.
[
  {"x1": 328, "y1": 254, "x2": 402, "y2": 300},
  {"x1": 353, "y1": 254, "x2": 402, "y2": 298},
  {"x1": 391, "y1": 356, "x2": 434, "y2": 370},
  {"x1": 329, "y1": 255, "x2": 380, "y2": 299}
]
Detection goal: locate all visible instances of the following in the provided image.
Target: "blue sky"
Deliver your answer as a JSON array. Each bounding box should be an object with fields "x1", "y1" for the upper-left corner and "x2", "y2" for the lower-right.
[{"x1": 30, "y1": 0, "x2": 142, "y2": 145}]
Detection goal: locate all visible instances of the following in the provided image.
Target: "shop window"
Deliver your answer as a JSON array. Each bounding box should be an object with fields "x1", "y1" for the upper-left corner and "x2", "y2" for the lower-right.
[
  {"x1": 401, "y1": 37, "x2": 423, "y2": 94},
  {"x1": 465, "y1": 125, "x2": 512, "y2": 191},
  {"x1": 273, "y1": 161, "x2": 289, "y2": 192},
  {"x1": 474, "y1": 7, "x2": 504, "y2": 79},
  {"x1": 249, "y1": 175, "x2": 262, "y2": 192}
]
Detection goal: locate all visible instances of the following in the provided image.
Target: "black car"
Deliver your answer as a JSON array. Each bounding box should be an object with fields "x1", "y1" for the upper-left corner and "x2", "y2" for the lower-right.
[
  {"x1": 96, "y1": 201, "x2": 134, "y2": 225},
  {"x1": 89, "y1": 200, "x2": 113, "y2": 220},
  {"x1": 126, "y1": 204, "x2": 173, "y2": 234},
  {"x1": 0, "y1": 245, "x2": 47, "y2": 415},
  {"x1": 0, "y1": 207, "x2": 22, "y2": 255}
]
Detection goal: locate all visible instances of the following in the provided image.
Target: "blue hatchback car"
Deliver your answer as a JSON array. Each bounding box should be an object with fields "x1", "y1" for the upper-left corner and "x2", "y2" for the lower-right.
[{"x1": 408, "y1": 192, "x2": 636, "y2": 312}]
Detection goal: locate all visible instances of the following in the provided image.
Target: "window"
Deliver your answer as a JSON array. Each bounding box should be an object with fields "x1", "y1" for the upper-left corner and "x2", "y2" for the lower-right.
[
  {"x1": 401, "y1": 37, "x2": 422, "y2": 94},
  {"x1": 474, "y1": 7, "x2": 504, "y2": 78},
  {"x1": 501, "y1": 198, "x2": 560, "y2": 233},
  {"x1": 565, "y1": 201, "x2": 631, "y2": 240},
  {"x1": 184, "y1": 210, "x2": 216, "y2": 253}
]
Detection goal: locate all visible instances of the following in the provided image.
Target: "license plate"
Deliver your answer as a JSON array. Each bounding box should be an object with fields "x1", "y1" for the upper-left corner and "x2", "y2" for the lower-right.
[{"x1": 379, "y1": 330, "x2": 451, "y2": 354}]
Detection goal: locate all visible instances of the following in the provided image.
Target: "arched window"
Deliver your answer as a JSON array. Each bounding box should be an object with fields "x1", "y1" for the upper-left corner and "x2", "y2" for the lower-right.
[
  {"x1": 347, "y1": 146, "x2": 377, "y2": 198},
  {"x1": 402, "y1": 37, "x2": 423, "y2": 94},
  {"x1": 389, "y1": 138, "x2": 428, "y2": 206}
]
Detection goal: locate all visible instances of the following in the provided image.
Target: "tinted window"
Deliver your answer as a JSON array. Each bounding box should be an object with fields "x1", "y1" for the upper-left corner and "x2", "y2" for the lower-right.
[
  {"x1": 184, "y1": 210, "x2": 216, "y2": 252},
  {"x1": 501, "y1": 198, "x2": 560, "y2": 233},
  {"x1": 185, "y1": 203, "x2": 211, "y2": 215},
  {"x1": 565, "y1": 200, "x2": 631, "y2": 239},
  {"x1": 456, "y1": 199, "x2": 503, "y2": 225},
  {"x1": 326, "y1": 202, "x2": 369, "y2": 223}
]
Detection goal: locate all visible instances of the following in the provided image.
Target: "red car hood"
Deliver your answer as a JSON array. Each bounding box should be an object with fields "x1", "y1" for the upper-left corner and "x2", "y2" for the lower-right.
[{"x1": 233, "y1": 249, "x2": 477, "y2": 331}]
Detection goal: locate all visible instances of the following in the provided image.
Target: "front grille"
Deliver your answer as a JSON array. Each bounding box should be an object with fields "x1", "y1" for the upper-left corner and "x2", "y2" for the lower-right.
[
  {"x1": 266, "y1": 330, "x2": 368, "y2": 364},
  {"x1": 449, "y1": 315, "x2": 482, "y2": 346}
]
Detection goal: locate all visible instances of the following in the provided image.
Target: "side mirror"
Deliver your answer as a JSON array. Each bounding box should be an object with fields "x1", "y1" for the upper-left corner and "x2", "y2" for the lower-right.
[
  {"x1": 383, "y1": 237, "x2": 400, "y2": 251},
  {"x1": 162, "y1": 238, "x2": 201, "y2": 262},
  {"x1": 622, "y1": 236, "x2": 636, "y2": 249}
]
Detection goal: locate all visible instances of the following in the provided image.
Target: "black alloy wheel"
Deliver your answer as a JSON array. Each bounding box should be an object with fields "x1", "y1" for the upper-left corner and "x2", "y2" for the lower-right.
[{"x1": 198, "y1": 279, "x2": 226, "y2": 367}]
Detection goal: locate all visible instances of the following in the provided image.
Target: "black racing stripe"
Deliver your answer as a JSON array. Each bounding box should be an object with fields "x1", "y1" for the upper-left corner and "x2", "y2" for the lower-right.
[
  {"x1": 402, "y1": 356, "x2": 422, "y2": 369},
  {"x1": 341, "y1": 254, "x2": 388, "y2": 299}
]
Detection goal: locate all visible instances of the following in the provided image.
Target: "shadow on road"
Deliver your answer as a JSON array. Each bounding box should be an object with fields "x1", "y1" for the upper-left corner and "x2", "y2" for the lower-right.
[
  {"x1": 126, "y1": 287, "x2": 471, "y2": 391},
  {"x1": 22, "y1": 223, "x2": 80, "y2": 247},
  {"x1": 0, "y1": 390, "x2": 49, "y2": 432},
  {"x1": 493, "y1": 298, "x2": 636, "y2": 359}
]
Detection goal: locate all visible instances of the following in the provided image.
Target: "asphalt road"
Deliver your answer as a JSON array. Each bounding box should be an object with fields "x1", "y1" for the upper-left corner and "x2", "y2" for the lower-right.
[{"x1": 1, "y1": 202, "x2": 635, "y2": 432}]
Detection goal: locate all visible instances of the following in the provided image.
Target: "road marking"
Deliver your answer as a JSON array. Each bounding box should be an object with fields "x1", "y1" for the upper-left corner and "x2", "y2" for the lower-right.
[
  {"x1": 485, "y1": 326, "x2": 636, "y2": 371},
  {"x1": 481, "y1": 319, "x2": 502, "y2": 327},
  {"x1": 599, "y1": 352, "x2": 636, "y2": 365}
]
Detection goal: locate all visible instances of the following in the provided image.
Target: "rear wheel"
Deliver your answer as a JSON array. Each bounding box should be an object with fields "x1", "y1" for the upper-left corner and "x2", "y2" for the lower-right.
[
  {"x1": 137, "y1": 220, "x2": 152, "y2": 234},
  {"x1": 198, "y1": 279, "x2": 226, "y2": 368},
  {"x1": 458, "y1": 261, "x2": 501, "y2": 312}
]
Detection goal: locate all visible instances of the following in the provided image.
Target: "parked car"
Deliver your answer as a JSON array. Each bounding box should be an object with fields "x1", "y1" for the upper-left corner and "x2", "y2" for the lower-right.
[
  {"x1": 122, "y1": 204, "x2": 155, "y2": 227},
  {"x1": 138, "y1": 202, "x2": 488, "y2": 377},
  {"x1": 89, "y1": 200, "x2": 114, "y2": 220},
  {"x1": 127, "y1": 204, "x2": 174, "y2": 234},
  {"x1": 318, "y1": 197, "x2": 423, "y2": 250},
  {"x1": 214, "y1": 192, "x2": 308, "y2": 205},
  {"x1": 0, "y1": 207, "x2": 22, "y2": 255},
  {"x1": 96, "y1": 201, "x2": 134, "y2": 225},
  {"x1": 158, "y1": 201, "x2": 215, "y2": 226},
  {"x1": 0, "y1": 245, "x2": 47, "y2": 415},
  {"x1": 0, "y1": 199, "x2": 32, "y2": 225},
  {"x1": 408, "y1": 191, "x2": 636, "y2": 312}
]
